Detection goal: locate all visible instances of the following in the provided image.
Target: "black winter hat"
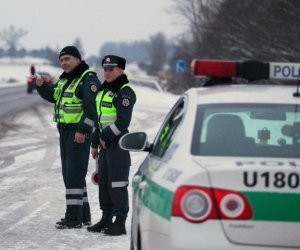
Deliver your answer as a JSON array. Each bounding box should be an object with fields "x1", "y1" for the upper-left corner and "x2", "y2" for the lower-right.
[
  {"x1": 102, "y1": 55, "x2": 126, "y2": 70},
  {"x1": 59, "y1": 46, "x2": 81, "y2": 60}
]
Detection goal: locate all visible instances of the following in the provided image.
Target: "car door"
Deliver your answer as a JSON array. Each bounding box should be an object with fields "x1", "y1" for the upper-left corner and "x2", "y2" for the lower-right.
[{"x1": 133, "y1": 98, "x2": 186, "y2": 242}]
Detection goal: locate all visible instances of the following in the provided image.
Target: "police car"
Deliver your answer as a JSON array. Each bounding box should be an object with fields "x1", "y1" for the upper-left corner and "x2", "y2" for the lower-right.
[{"x1": 120, "y1": 60, "x2": 300, "y2": 250}]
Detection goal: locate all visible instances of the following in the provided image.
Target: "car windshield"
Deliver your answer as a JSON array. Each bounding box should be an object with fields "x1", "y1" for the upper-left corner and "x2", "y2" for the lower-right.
[{"x1": 192, "y1": 103, "x2": 300, "y2": 158}]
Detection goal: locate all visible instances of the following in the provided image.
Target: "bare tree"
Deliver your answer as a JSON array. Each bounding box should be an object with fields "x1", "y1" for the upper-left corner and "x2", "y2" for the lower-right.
[
  {"x1": 197, "y1": 0, "x2": 300, "y2": 61},
  {"x1": 147, "y1": 32, "x2": 168, "y2": 74},
  {"x1": 165, "y1": 0, "x2": 224, "y2": 92},
  {"x1": 173, "y1": 0, "x2": 300, "y2": 61},
  {"x1": 0, "y1": 25, "x2": 28, "y2": 57},
  {"x1": 172, "y1": 0, "x2": 223, "y2": 54},
  {"x1": 73, "y1": 37, "x2": 84, "y2": 58},
  {"x1": 167, "y1": 0, "x2": 300, "y2": 92}
]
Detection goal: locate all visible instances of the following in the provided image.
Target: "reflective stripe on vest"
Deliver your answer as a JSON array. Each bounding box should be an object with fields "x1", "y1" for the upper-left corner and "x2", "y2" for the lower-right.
[
  {"x1": 96, "y1": 84, "x2": 129, "y2": 133},
  {"x1": 53, "y1": 69, "x2": 94, "y2": 123}
]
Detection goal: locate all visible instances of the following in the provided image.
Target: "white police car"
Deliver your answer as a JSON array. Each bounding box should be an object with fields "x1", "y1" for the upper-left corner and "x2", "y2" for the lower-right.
[{"x1": 120, "y1": 60, "x2": 300, "y2": 250}]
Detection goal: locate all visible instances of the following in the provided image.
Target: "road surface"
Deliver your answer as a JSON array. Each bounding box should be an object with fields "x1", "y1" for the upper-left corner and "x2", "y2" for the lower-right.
[{"x1": 0, "y1": 86, "x2": 177, "y2": 250}]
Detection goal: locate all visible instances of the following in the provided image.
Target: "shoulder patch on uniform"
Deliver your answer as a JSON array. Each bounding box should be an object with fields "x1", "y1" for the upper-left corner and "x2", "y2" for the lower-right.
[
  {"x1": 90, "y1": 84, "x2": 97, "y2": 93},
  {"x1": 122, "y1": 98, "x2": 130, "y2": 107}
]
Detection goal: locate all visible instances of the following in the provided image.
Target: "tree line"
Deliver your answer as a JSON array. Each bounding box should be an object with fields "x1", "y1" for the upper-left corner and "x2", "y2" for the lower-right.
[{"x1": 0, "y1": 26, "x2": 172, "y2": 74}]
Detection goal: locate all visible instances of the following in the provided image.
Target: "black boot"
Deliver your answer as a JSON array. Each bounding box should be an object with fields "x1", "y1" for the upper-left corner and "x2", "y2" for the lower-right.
[
  {"x1": 55, "y1": 219, "x2": 82, "y2": 229},
  {"x1": 103, "y1": 216, "x2": 127, "y2": 236},
  {"x1": 87, "y1": 212, "x2": 113, "y2": 233},
  {"x1": 56, "y1": 218, "x2": 91, "y2": 226},
  {"x1": 55, "y1": 218, "x2": 65, "y2": 226},
  {"x1": 83, "y1": 220, "x2": 92, "y2": 226}
]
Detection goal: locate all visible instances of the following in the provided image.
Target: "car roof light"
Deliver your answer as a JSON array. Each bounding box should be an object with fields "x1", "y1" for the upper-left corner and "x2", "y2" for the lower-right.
[
  {"x1": 191, "y1": 59, "x2": 237, "y2": 78},
  {"x1": 237, "y1": 60, "x2": 269, "y2": 81},
  {"x1": 191, "y1": 59, "x2": 271, "y2": 81},
  {"x1": 191, "y1": 59, "x2": 300, "y2": 83}
]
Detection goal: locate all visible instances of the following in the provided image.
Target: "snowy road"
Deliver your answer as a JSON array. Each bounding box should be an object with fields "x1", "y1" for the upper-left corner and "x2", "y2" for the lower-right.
[
  {"x1": 0, "y1": 86, "x2": 178, "y2": 250},
  {"x1": 0, "y1": 86, "x2": 45, "y2": 119}
]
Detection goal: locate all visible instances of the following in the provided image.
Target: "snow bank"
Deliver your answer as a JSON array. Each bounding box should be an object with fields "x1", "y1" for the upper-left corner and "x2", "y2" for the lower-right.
[{"x1": 0, "y1": 57, "x2": 61, "y2": 86}]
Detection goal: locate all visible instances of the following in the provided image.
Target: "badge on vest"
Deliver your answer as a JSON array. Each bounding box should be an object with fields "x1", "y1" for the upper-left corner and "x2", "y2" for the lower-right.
[
  {"x1": 63, "y1": 92, "x2": 73, "y2": 97},
  {"x1": 102, "y1": 101, "x2": 112, "y2": 108}
]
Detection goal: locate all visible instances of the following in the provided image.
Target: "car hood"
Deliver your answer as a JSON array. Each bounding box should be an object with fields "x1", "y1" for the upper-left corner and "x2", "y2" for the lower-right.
[{"x1": 192, "y1": 156, "x2": 300, "y2": 248}]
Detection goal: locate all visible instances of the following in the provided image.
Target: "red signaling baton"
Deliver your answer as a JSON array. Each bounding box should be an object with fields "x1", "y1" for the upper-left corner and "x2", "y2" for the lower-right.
[
  {"x1": 91, "y1": 158, "x2": 99, "y2": 185},
  {"x1": 91, "y1": 170, "x2": 99, "y2": 185},
  {"x1": 30, "y1": 64, "x2": 36, "y2": 78}
]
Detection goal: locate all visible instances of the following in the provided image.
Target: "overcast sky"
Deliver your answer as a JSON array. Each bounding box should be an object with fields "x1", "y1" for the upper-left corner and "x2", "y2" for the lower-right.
[{"x1": 0, "y1": 0, "x2": 184, "y2": 57}]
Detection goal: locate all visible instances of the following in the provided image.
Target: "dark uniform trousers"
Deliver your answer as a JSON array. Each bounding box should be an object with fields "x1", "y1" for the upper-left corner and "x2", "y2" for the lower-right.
[
  {"x1": 98, "y1": 139, "x2": 130, "y2": 217},
  {"x1": 58, "y1": 126, "x2": 91, "y2": 223}
]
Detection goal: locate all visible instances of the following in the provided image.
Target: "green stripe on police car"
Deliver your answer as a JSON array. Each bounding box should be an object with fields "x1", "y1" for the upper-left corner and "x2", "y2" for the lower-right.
[{"x1": 133, "y1": 172, "x2": 300, "y2": 222}]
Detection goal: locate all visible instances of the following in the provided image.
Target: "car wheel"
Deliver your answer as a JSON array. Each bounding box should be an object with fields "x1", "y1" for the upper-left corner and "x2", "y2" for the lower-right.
[
  {"x1": 130, "y1": 226, "x2": 142, "y2": 250},
  {"x1": 130, "y1": 236, "x2": 134, "y2": 250},
  {"x1": 137, "y1": 227, "x2": 142, "y2": 250}
]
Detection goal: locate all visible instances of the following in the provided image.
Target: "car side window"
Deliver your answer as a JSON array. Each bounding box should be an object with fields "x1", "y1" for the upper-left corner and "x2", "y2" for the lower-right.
[{"x1": 151, "y1": 99, "x2": 185, "y2": 158}]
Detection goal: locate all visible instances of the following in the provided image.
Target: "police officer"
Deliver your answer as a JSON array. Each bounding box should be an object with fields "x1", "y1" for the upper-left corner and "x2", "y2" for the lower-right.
[
  {"x1": 87, "y1": 55, "x2": 136, "y2": 236},
  {"x1": 36, "y1": 46, "x2": 100, "y2": 229}
]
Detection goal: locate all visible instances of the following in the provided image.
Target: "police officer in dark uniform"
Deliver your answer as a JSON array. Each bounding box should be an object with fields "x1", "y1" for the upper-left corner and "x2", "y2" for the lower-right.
[
  {"x1": 36, "y1": 46, "x2": 100, "y2": 229},
  {"x1": 87, "y1": 55, "x2": 136, "y2": 236}
]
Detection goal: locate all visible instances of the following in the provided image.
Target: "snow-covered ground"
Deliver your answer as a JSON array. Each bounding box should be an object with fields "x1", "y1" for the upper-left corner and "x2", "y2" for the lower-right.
[{"x1": 0, "y1": 58, "x2": 179, "y2": 250}]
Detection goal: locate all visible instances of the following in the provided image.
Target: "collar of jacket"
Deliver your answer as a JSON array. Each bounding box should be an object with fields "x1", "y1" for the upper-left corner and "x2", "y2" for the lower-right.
[
  {"x1": 101, "y1": 74, "x2": 129, "y2": 92},
  {"x1": 59, "y1": 61, "x2": 90, "y2": 80}
]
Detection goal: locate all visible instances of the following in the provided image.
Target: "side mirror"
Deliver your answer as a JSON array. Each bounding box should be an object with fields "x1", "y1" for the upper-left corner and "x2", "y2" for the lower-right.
[{"x1": 119, "y1": 132, "x2": 150, "y2": 151}]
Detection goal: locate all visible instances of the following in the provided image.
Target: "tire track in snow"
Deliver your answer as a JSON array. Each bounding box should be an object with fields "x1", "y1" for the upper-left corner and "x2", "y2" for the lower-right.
[
  {"x1": 5, "y1": 202, "x2": 50, "y2": 233},
  {"x1": 0, "y1": 200, "x2": 29, "y2": 220}
]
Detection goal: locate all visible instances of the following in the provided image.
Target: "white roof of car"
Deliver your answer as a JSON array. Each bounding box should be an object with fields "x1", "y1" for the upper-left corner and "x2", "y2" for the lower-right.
[{"x1": 186, "y1": 84, "x2": 299, "y2": 105}]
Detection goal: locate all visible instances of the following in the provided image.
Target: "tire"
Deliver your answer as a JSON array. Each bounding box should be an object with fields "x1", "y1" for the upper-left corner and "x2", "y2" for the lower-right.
[
  {"x1": 137, "y1": 227, "x2": 142, "y2": 250},
  {"x1": 130, "y1": 236, "x2": 134, "y2": 250},
  {"x1": 130, "y1": 226, "x2": 141, "y2": 250}
]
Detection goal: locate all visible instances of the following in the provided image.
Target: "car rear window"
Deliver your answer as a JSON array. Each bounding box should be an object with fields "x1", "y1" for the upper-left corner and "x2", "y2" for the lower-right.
[{"x1": 191, "y1": 104, "x2": 300, "y2": 158}]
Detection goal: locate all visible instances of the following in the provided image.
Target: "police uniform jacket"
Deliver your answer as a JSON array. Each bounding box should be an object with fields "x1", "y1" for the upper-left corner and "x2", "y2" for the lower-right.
[
  {"x1": 37, "y1": 61, "x2": 100, "y2": 134},
  {"x1": 92, "y1": 74, "x2": 136, "y2": 148}
]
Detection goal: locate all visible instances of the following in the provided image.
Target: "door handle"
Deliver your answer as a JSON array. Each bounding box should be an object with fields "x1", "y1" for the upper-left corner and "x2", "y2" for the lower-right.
[
  {"x1": 138, "y1": 181, "x2": 148, "y2": 190},
  {"x1": 133, "y1": 175, "x2": 142, "y2": 184}
]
